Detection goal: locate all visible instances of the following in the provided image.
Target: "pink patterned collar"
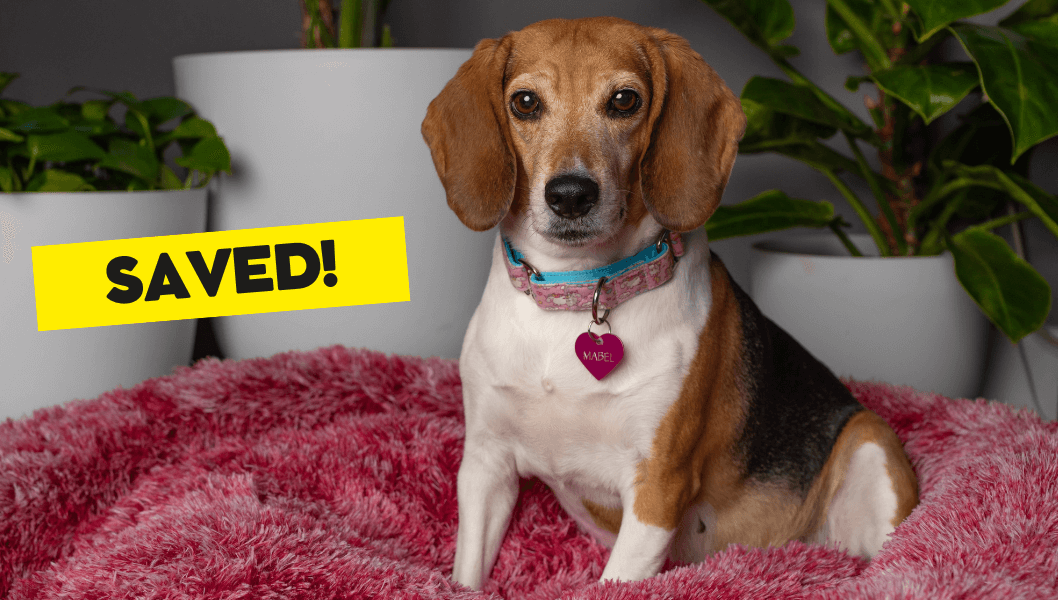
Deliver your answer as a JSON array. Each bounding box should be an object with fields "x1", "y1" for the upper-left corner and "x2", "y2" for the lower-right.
[{"x1": 502, "y1": 231, "x2": 684, "y2": 311}]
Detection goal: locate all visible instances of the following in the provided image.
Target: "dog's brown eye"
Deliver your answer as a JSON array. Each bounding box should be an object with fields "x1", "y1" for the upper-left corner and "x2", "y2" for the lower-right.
[
  {"x1": 511, "y1": 91, "x2": 540, "y2": 118},
  {"x1": 609, "y1": 89, "x2": 640, "y2": 115}
]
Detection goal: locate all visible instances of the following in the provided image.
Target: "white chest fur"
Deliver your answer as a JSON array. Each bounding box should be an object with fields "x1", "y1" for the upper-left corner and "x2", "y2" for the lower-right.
[{"x1": 458, "y1": 231, "x2": 713, "y2": 538}]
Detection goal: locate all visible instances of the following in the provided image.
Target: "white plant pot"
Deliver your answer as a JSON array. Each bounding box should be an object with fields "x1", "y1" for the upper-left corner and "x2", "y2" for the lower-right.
[
  {"x1": 982, "y1": 325, "x2": 1058, "y2": 421},
  {"x1": 173, "y1": 49, "x2": 491, "y2": 361},
  {"x1": 0, "y1": 189, "x2": 206, "y2": 419},
  {"x1": 748, "y1": 233, "x2": 990, "y2": 399}
]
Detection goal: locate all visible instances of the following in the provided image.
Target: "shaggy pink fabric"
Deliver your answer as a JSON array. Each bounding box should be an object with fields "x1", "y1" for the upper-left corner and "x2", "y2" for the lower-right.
[{"x1": 1, "y1": 346, "x2": 1056, "y2": 599}]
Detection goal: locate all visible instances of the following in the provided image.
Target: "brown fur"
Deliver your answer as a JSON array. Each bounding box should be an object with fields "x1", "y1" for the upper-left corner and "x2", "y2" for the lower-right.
[
  {"x1": 421, "y1": 17, "x2": 746, "y2": 234},
  {"x1": 633, "y1": 255, "x2": 918, "y2": 552}
]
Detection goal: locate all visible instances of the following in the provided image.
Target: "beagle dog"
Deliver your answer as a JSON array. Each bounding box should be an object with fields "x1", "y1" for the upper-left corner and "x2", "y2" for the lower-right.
[{"x1": 421, "y1": 17, "x2": 918, "y2": 588}]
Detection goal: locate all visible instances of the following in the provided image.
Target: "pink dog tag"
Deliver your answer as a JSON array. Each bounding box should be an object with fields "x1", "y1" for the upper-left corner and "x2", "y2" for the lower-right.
[{"x1": 575, "y1": 332, "x2": 624, "y2": 380}]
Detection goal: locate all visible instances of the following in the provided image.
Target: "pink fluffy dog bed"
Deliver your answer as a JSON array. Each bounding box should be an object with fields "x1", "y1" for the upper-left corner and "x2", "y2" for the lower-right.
[{"x1": 2, "y1": 346, "x2": 1057, "y2": 599}]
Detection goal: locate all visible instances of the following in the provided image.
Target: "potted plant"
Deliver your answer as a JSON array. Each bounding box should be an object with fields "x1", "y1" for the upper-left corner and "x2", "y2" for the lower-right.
[
  {"x1": 699, "y1": 0, "x2": 1058, "y2": 399},
  {"x1": 0, "y1": 72, "x2": 231, "y2": 418},
  {"x1": 173, "y1": 0, "x2": 489, "y2": 363}
]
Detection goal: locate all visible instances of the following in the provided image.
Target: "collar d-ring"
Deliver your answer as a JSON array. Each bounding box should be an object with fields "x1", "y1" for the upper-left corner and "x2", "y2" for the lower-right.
[{"x1": 592, "y1": 276, "x2": 610, "y2": 325}]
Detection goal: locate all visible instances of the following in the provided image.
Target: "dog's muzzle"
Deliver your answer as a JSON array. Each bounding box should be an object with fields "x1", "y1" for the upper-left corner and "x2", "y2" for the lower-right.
[{"x1": 545, "y1": 174, "x2": 599, "y2": 220}]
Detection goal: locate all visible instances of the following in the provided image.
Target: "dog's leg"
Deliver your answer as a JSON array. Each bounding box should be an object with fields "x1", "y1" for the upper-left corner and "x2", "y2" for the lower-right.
[
  {"x1": 452, "y1": 443, "x2": 519, "y2": 589},
  {"x1": 599, "y1": 502, "x2": 675, "y2": 583}
]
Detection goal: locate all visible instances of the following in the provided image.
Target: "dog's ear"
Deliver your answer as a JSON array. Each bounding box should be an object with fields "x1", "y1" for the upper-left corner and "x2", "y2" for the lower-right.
[
  {"x1": 638, "y1": 30, "x2": 746, "y2": 232},
  {"x1": 421, "y1": 37, "x2": 516, "y2": 231}
]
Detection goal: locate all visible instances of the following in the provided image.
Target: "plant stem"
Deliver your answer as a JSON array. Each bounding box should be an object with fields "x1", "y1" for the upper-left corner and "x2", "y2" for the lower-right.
[
  {"x1": 845, "y1": 131, "x2": 905, "y2": 254},
  {"x1": 338, "y1": 0, "x2": 358, "y2": 47},
  {"x1": 906, "y1": 178, "x2": 978, "y2": 234},
  {"x1": 828, "y1": 219, "x2": 864, "y2": 256},
  {"x1": 975, "y1": 211, "x2": 1032, "y2": 232},
  {"x1": 822, "y1": 169, "x2": 892, "y2": 256},
  {"x1": 826, "y1": 0, "x2": 892, "y2": 72},
  {"x1": 919, "y1": 195, "x2": 967, "y2": 254}
]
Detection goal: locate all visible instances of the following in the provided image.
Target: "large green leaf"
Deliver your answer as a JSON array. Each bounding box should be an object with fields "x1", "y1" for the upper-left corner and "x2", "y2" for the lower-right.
[
  {"x1": 699, "y1": 0, "x2": 799, "y2": 58},
  {"x1": 97, "y1": 138, "x2": 159, "y2": 184},
  {"x1": 1008, "y1": 16, "x2": 1058, "y2": 46},
  {"x1": 872, "y1": 63, "x2": 979, "y2": 124},
  {"x1": 947, "y1": 227, "x2": 1051, "y2": 342},
  {"x1": 952, "y1": 23, "x2": 1058, "y2": 162},
  {"x1": 999, "y1": 0, "x2": 1058, "y2": 27},
  {"x1": 740, "y1": 99, "x2": 863, "y2": 175},
  {"x1": 742, "y1": 77, "x2": 874, "y2": 140},
  {"x1": 27, "y1": 131, "x2": 106, "y2": 162},
  {"x1": 705, "y1": 190, "x2": 836, "y2": 240},
  {"x1": 905, "y1": 0, "x2": 1010, "y2": 40}
]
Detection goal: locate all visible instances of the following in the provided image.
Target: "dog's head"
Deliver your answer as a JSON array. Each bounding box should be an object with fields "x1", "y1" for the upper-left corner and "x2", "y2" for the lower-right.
[{"x1": 421, "y1": 17, "x2": 745, "y2": 248}]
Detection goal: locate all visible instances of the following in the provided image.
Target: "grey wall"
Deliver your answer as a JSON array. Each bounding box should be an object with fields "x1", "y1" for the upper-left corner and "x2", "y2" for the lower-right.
[{"x1": 2, "y1": 0, "x2": 1055, "y2": 316}]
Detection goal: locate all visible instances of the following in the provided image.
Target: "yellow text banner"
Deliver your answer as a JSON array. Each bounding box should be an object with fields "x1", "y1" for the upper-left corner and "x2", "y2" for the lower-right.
[{"x1": 32, "y1": 218, "x2": 409, "y2": 331}]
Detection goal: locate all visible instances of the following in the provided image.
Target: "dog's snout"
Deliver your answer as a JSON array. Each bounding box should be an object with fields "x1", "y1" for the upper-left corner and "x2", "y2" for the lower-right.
[{"x1": 545, "y1": 175, "x2": 599, "y2": 220}]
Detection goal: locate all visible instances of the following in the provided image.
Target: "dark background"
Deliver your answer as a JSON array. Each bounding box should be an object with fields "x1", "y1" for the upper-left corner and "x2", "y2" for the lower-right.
[{"x1": 2, "y1": 0, "x2": 1056, "y2": 363}]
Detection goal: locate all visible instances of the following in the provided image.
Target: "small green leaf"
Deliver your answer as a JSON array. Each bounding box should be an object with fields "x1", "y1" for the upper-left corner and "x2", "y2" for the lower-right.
[
  {"x1": 124, "y1": 109, "x2": 149, "y2": 137},
  {"x1": 140, "y1": 97, "x2": 192, "y2": 125},
  {"x1": 25, "y1": 169, "x2": 95, "y2": 192},
  {"x1": 175, "y1": 136, "x2": 231, "y2": 175},
  {"x1": 0, "y1": 99, "x2": 31, "y2": 119},
  {"x1": 742, "y1": 77, "x2": 875, "y2": 141},
  {"x1": 97, "y1": 138, "x2": 159, "y2": 184},
  {"x1": 951, "y1": 23, "x2": 1058, "y2": 162},
  {"x1": 158, "y1": 117, "x2": 218, "y2": 144},
  {"x1": 0, "y1": 127, "x2": 24, "y2": 142},
  {"x1": 699, "y1": 0, "x2": 799, "y2": 59},
  {"x1": 905, "y1": 0, "x2": 1009, "y2": 41},
  {"x1": 705, "y1": 190, "x2": 836, "y2": 240},
  {"x1": 80, "y1": 100, "x2": 111, "y2": 122},
  {"x1": 71, "y1": 119, "x2": 118, "y2": 137},
  {"x1": 158, "y1": 164, "x2": 183, "y2": 190},
  {"x1": 27, "y1": 131, "x2": 106, "y2": 162},
  {"x1": 0, "y1": 165, "x2": 15, "y2": 192},
  {"x1": 8, "y1": 107, "x2": 69, "y2": 133},
  {"x1": 947, "y1": 227, "x2": 1051, "y2": 342},
  {"x1": 0, "y1": 73, "x2": 19, "y2": 96},
  {"x1": 871, "y1": 63, "x2": 979, "y2": 124}
]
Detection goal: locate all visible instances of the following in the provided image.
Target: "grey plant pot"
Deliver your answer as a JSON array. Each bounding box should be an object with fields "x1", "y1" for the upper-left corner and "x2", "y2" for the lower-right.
[
  {"x1": 173, "y1": 48, "x2": 492, "y2": 361},
  {"x1": 0, "y1": 189, "x2": 207, "y2": 419},
  {"x1": 748, "y1": 232, "x2": 990, "y2": 399}
]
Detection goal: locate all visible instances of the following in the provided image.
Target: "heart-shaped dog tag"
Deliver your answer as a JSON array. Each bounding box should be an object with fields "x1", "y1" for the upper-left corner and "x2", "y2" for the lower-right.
[{"x1": 575, "y1": 332, "x2": 624, "y2": 380}]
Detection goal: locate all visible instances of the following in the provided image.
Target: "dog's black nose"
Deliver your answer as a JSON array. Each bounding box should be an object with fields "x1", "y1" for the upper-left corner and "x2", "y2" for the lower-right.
[{"x1": 545, "y1": 175, "x2": 599, "y2": 219}]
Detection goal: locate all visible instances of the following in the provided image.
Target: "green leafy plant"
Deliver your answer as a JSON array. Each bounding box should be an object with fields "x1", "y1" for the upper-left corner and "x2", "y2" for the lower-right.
[
  {"x1": 0, "y1": 73, "x2": 231, "y2": 193},
  {"x1": 700, "y1": 0, "x2": 1058, "y2": 343},
  {"x1": 301, "y1": 0, "x2": 394, "y2": 48}
]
